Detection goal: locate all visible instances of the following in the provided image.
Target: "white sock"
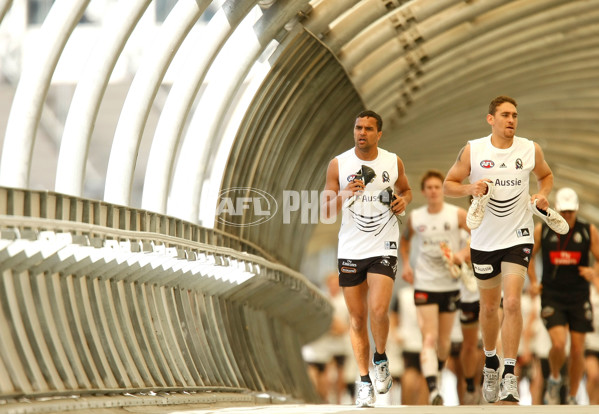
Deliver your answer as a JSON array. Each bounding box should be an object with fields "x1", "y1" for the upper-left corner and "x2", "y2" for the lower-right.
[{"x1": 484, "y1": 348, "x2": 497, "y2": 358}]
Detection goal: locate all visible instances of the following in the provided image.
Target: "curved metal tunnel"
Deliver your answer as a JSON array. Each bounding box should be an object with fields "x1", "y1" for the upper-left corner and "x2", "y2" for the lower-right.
[{"x1": 0, "y1": 0, "x2": 598, "y2": 410}]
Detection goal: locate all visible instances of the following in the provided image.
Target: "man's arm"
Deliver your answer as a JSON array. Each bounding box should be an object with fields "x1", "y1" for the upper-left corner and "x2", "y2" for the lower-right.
[
  {"x1": 321, "y1": 158, "x2": 363, "y2": 219},
  {"x1": 579, "y1": 223, "x2": 599, "y2": 285},
  {"x1": 443, "y1": 143, "x2": 490, "y2": 198},
  {"x1": 530, "y1": 142, "x2": 553, "y2": 210},
  {"x1": 527, "y1": 222, "x2": 543, "y2": 296},
  {"x1": 391, "y1": 156, "x2": 412, "y2": 215},
  {"x1": 400, "y1": 218, "x2": 414, "y2": 284}
]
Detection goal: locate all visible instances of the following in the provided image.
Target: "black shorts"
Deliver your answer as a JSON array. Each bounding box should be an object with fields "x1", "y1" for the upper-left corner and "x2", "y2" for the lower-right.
[
  {"x1": 413, "y1": 290, "x2": 460, "y2": 313},
  {"x1": 470, "y1": 244, "x2": 533, "y2": 280},
  {"x1": 540, "y1": 293, "x2": 593, "y2": 333},
  {"x1": 402, "y1": 351, "x2": 421, "y2": 372},
  {"x1": 338, "y1": 256, "x2": 397, "y2": 287},
  {"x1": 459, "y1": 300, "x2": 480, "y2": 325},
  {"x1": 585, "y1": 349, "x2": 599, "y2": 359}
]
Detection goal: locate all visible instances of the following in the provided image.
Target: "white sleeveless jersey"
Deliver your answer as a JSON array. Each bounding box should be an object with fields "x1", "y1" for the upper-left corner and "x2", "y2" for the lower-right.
[
  {"x1": 586, "y1": 285, "x2": 599, "y2": 351},
  {"x1": 469, "y1": 135, "x2": 535, "y2": 251},
  {"x1": 337, "y1": 147, "x2": 399, "y2": 259},
  {"x1": 411, "y1": 203, "x2": 461, "y2": 292}
]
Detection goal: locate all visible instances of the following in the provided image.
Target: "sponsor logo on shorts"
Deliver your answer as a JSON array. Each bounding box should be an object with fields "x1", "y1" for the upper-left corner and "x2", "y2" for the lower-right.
[
  {"x1": 473, "y1": 263, "x2": 493, "y2": 274},
  {"x1": 341, "y1": 267, "x2": 357, "y2": 273},
  {"x1": 541, "y1": 306, "x2": 555, "y2": 318},
  {"x1": 414, "y1": 292, "x2": 428, "y2": 304},
  {"x1": 517, "y1": 228, "x2": 530, "y2": 237},
  {"x1": 385, "y1": 241, "x2": 397, "y2": 249},
  {"x1": 523, "y1": 247, "x2": 531, "y2": 254},
  {"x1": 480, "y1": 160, "x2": 495, "y2": 168},
  {"x1": 380, "y1": 258, "x2": 391, "y2": 267},
  {"x1": 341, "y1": 260, "x2": 357, "y2": 267}
]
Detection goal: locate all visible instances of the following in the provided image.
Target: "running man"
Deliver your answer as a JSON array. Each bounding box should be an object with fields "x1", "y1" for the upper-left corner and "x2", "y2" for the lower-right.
[
  {"x1": 400, "y1": 169, "x2": 470, "y2": 405},
  {"x1": 443, "y1": 95, "x2": 567, "y2": 403},
  {"x1": 322, "y1": 110, "x2": 412, "y2": 407}
]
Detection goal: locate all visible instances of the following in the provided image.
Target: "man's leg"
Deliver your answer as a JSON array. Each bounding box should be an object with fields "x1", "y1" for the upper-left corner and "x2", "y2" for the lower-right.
[
  {"x1": 478, "y1": 278, "x2": 502, "y2": 403},
  {"x1": 498, "y1": 273, "x2": 525, "y2": 403},
  {"x1": 342, "y1": 282, "x2": 370, "y2": 377},
  {"x1": 547, "y1": 325, "x2": 568, "y2": 379},
  {"x1": 544, "y1": 325, "x2": 567, "y2": 404},
  {"x1": 438, "y1": 311, "x2": 457, "y2": 365},
  {"x1": 478, "y1": 281, "x2": 502, "y2": 358},
  {"x1": 501, "y1": 274, "x2": 524, "y2": 365},
  {"x1": 367, "y1": 273, "x2": 394, "y2": 394},
  {"x1": 460, "y1": 322, "x2": 481, "y2": 403},
  {"x1": 415, "y1": 304, "x2": 441, "y2": 401},
  {"x1": 367, "y1": 273, "x2": 394, "y2": 354},
  {"x1": 568, "y1": 331, "x2": 586, "y2": 401}
]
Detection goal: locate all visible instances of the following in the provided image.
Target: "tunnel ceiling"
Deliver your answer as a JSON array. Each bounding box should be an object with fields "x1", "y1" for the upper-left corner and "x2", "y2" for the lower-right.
[{"x1": 299, "y1": 0, "x2": 599, "y2": 221}]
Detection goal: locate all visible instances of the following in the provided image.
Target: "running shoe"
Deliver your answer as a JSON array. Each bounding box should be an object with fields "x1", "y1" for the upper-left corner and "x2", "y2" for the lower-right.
[
  {"x1": 499, "y1": 374, "x2": 520, "y2": 402},
  {"x1": 463, "y1": 390, "x2": 480, "y2": 405},
  {"x1": 429, "y1": 388, "x2": 444, "y2": 405},
  {"x1": 460, "y1": 262, "x2": 478, "y2": 292},
  {"x1": 355, "y1": 381, "x2": 375, "y2": 407},
  {"x1": 466, "y1": 181, "x2": 494, "y2": 230},
  {"x1": 528, "y1": 199, "x2": 569, "y2": 235},
  {"x1": 482, "y1": 365, "x2": 501, "y2": 403},
  {"x1": 440, "y1": 242, "x2": 461, "y2": 279},
  {"x1": 544, "y1": 376, "x2": 561, "y2": 404},
  {"x1": 373, "y1": 358, "x2": 392, "y2": 394}
]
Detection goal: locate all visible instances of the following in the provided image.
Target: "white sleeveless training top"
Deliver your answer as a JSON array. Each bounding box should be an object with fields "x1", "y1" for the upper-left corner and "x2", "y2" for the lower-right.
[
  {"x1": 469, "y1": 135, "x2": 535, "y2": 251},
  {"x1": 410, "y1": 202, "x2": 462, "y2": 292},
  {"x1": 336, "y1": 147, "x2": 399, "y2": 259}
]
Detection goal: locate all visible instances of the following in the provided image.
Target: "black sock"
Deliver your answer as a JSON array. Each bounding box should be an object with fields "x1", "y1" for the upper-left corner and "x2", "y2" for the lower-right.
[
  {"x1": 425, "y1": 375, "x2": 437, "y2": 391},
  {"x1": 485, "y1": 355, "x2": 500, "y2": 370},
  {"x1": 466, "y1": 377, "x2": 475, "y2": 392},
  {"x1": 373, "y1": 351, "x2": 387, "y2": 363},
  {"x1": 503, "y1": 364, "x2": 515, "y2": 377},
  {"x1": 438, "y1": 359, "x2": 445, "y2": 372},
  {"x1": 360, "y1": 374, "x2": 371, "y2": 383}
]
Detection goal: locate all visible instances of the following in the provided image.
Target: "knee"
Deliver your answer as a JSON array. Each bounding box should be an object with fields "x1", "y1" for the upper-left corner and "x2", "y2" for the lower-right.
[
  {"x1": 422, "y1": 332, "x2": 438, "y2": 349},
  {"x1": 369, "y1": 303, "x2": 389, "y2": 323},
  {"x1": 570, "y1": 341, "x2": 585, "y2": 356},
  {"x1": 501, "y1": 296, "x2": 521, "y2": 315},
  {"x1": 551, "y1": 338, "x2": 567, "y2": 353},
  {"x1": 349, "y1": 313, "x2": 368, "y2": 332},
  {"x1": 480, "y1": 302, "x2": 498, "y2": 318}
]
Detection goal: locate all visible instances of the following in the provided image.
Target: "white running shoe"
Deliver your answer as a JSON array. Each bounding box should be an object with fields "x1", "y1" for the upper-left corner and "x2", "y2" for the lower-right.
[
  {"x1": 463, "y1": 390, "x2": 480, "y2": 405},
  {"x1": 373, "y1": 359, "x2": 392, "y2": 394},
  {"x1": 355, "y1": 381, "x2": 375, "y2": 407},
  {"x1": 440, "y1": 242, "x2": 461, "y2": 279},
  {"x1": 544, "y1": 376, "x2": 561, "y2": 404},
  {"x1": 482, "y1": 365, "x2": 501, "y2": 403},
  {"x1": 499, "y1": 374, "x2": 520, "y2": 402},
  {"x1": 528, "y1": 199, "x2": 569, "y2": 234},
  {"x1": 460, "y1": 262, "x2": 478, "y2": 292},
  {"x1": 467, "y1": 181, "x2": 494, "y2": 230}
]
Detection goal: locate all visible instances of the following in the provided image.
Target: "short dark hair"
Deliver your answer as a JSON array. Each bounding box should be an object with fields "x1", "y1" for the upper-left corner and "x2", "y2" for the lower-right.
[
  {"x1": 420, "y1": 169, "x2": 444, "y2": 190},
  {"x1": 488, "y1": 95, "x2": 517, "y2": 115},
  {"x1": 356, "y1": 110, "x2": 383, "y2": 131}
]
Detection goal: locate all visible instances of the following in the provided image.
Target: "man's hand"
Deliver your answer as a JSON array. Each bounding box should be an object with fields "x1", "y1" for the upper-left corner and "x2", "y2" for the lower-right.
[{"x1": 530, "y1": 193, "x2": 549, "y2": 211}]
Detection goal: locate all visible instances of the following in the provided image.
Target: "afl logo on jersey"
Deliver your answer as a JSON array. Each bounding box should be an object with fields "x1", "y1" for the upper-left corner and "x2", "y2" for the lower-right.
[
  {"x1": 480, "y1": 160, "x2": 495, "y2": 168},
  {"x1": 347, "y1": 174, "x2": 357, "y2": 182}
]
